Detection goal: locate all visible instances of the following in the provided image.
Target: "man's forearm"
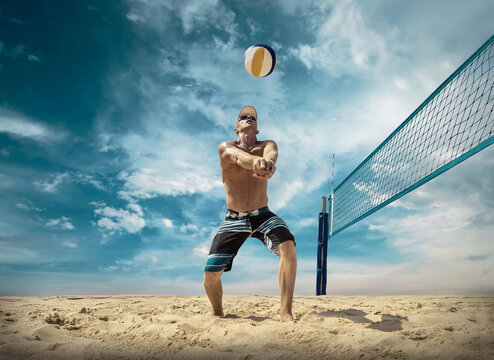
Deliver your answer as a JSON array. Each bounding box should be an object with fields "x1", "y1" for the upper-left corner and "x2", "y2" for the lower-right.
[
  {"x1": 233, "y1": 149, "x2": 261, "y2": 170},
  {"x1": 262, "y1": 141, "x2": 278, "y2": 164},
  {"x1": 264, "y1": 150, "x2": 278, "y2": 164}
]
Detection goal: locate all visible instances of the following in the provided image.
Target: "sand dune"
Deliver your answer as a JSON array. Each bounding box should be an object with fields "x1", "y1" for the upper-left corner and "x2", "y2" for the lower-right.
[{"x1": 1, "y1": 295, "x2": 493, "y2": 359}]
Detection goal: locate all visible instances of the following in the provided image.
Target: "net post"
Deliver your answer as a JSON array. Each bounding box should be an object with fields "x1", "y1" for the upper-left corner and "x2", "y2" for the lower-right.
[
  {"x1": 330, "y1": 153, "x2": 334, "y2": 238},
  {"x1": 316, "y1": 196, "x2": 329, "y2": 295},
  {"x1": 329, "y1": 192, "x2": 334, "y2": 238}
]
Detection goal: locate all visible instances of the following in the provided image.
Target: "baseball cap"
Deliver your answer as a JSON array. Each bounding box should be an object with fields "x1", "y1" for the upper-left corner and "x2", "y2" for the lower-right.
[{"x1": 236, "y1": 106, "x2": 258, "y2": 128}]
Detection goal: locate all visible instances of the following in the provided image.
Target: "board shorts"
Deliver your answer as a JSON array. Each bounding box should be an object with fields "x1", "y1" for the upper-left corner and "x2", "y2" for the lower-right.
[{"x1": 204, "y1": 206, "x2": 295, "y2": 272}]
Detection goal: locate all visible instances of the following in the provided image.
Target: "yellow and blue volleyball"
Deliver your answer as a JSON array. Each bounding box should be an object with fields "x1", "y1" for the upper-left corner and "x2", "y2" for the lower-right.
[{"x1": 244, "y1": 44, "x2": 277, "y2": 77}]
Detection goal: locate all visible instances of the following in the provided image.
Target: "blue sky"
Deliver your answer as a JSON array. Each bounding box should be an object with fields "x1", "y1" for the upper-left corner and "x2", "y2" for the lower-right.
[{"x1": 0, "y1": 0, "x2": 493, "y2": 296}]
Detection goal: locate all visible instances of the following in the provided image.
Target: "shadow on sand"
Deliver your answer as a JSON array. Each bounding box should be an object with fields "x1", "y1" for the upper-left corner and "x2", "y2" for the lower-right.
[
  {"x1": 222, "y1": 314, "x2": 270, "y2": 322},
  {"x1": 311, "y1": 308, "x2": 408, "y2": 332}
]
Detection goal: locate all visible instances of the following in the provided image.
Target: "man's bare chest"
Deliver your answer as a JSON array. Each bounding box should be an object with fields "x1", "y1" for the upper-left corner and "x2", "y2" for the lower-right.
[{"x1": 235, "y1": 142, "x2": 265, "y2": 156}]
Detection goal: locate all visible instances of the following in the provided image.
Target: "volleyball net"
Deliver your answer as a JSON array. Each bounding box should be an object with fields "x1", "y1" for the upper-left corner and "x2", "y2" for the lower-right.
[
  {"x1": 317, "y1": 35, "x2": 493, "y2": 295},
  {"x1": 331, "y1": 35, "x2": 494, "y2": 236}
]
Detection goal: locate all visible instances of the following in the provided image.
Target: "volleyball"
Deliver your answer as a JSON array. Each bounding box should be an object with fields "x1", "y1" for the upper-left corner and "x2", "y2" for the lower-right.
[{"x1": 244, "y1": 44, "x2": 277, "y2": 77}]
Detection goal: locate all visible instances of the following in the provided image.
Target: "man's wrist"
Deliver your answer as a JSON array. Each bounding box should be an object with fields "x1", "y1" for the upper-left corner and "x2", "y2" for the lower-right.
[{"x1": 251, "y1": 156, "x2": 262, "y2": 168}]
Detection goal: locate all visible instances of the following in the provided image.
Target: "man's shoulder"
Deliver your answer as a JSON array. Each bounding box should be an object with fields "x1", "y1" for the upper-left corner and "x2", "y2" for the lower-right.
[
  {"x1": 253, "y1": 139, "x2": 275, "y2": 146},
  {"x1": 263, "y1": 139, "x2": 277, "y2": 147},
  {"x1": 218, "y1": 141, "x2": 237, "y2": 150}
]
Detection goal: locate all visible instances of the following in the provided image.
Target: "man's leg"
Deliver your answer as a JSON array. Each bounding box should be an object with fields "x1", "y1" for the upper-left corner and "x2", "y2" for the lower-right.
[
  {"x1": 204, "y1": 269, "x2": 225, "y2": 316},
  {"x1": 278, "y1": 240, "x2": 297, "y2": 322}
]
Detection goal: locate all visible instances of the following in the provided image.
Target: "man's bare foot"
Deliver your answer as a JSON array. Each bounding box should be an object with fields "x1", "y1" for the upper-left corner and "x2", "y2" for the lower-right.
[{"x1": 280, "y1": 312, "x2": 294, "y2": 322}]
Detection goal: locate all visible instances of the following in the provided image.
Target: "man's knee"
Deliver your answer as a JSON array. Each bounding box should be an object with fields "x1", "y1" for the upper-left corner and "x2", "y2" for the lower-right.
[
  {"x1": 279, "y1": 240, "x2": 296, "y2": 259},
  {"x1": 204, "y1": 270, "x2": 223, "y2": 285}
]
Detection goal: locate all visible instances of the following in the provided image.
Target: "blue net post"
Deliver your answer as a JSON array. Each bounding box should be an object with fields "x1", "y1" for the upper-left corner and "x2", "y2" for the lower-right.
[{"x1": 316, "y1": 196, "x2": 329, "y2": 295}]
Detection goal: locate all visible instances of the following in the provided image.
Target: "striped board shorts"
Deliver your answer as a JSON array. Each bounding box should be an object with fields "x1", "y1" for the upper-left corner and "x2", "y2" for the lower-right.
[{"x1": 204, "y1": 206, "x2": 295, "y2": 272}]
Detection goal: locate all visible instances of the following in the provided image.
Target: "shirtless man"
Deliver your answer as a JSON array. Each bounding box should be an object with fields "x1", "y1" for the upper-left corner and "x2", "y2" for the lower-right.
[{"x1": 203, "y1": 105, "x2": 297, "y2": 322}]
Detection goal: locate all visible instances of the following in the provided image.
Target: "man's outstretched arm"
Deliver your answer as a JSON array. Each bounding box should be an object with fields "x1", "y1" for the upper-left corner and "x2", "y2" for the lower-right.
[
  {"x1": 218, "y1": 142, "x2": 261, "y2": 170},
  {"x1": 263, "y1": 140, "x2": 278, "y2": 164}
]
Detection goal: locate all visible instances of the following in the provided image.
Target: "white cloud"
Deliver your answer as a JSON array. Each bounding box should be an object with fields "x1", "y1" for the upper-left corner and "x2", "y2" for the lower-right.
[
  {"x1": 383, "y1": 194, "x2": 493, "y2": 261},
  {"x1": 180, "y1": 223, "x2": 198, "y2": 233},
  {"x1": 109, "y1": 129, "x2": 224, "y2": 200},
  {"x1": 15, "y1": 201, "x2": 44, "y2": 212},
  {"x1": 61, "y1": 239, "x2": 78, "y2": 248},
  {"x1": 180, "y1": 0, "x2": 237, "y2": 39},
  {"x1": 119, "y1": 166, "x2": 222, "y2": 199},
  {"x1": 246, "y1": 18, "x2": 262, "y2": 36},
  {"x1": 368, "y1": 224, "x2": 384, "y2": 231},
  {"x1": 179, "y1": 223, "x2": 215, "y2": 240},
  {"x1": 34, "y1": 172, "x2": 108, "y2": 193},
  {"x1": 127, "y1": 0, "x2": 238, "y2": 43},
  {"x1": 113, "y1": 247, "x2": 202, "y2": 271},
  {"x1": 189, "y1": 226, "x2": 217, "y2": 257},
  {"x1": 15, "y1": 203, "x2": 29, "y2": 211},
  {"x1": 74, "y1": 173, "x2": 107, "y2": 191},
  {"x1": 190, "y1": 239, "x2": 210, "y2": 257},
  {"x1": 296, "y1": 217, "x2": 317, "y2": 228},
  {"x1": 161, "y1": 218, "x2": 173, "y2": 228},
  {"x1": 34, "y1": 172, "x2": 70, "y2": 193},
  {"x1": 127, "y1": 202, "x2": 143, "y2": 216},
  {"x1": 388, "y1": 199, "x2": 415, "y2": 210},
  {"x1": 0, "y1": 108, "x2": 67, "y2": 142},
  {"x1": 103, "y1": 265, "x2": 119, "y2": 272},
  {"x1": 92, "y1": 201, "x2": 146, "y2": 236},
  {"x1": 125, "y1": 0, "x2": 173, "y2": 26},
  {"x1": 27, "y1": 54, "x2": 41, "y2": 62},
  {"x1": 288, "y1": 1, "x2": 388, "y2": 77},
  {"x1": 46, "y1": 217, "x2": 75, "y2": 230},
  {"x1": 321, "y1": 251, "x2": 493, "y2": 295}
]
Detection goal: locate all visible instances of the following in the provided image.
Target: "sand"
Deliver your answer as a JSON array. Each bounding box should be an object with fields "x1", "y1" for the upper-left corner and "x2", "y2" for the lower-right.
[{"x1": 1, "y1": 294, "x2": 493, "y2": 360}]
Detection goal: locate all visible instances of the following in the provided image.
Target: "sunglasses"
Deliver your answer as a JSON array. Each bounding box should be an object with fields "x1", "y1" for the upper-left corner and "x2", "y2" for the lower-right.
[{"x1": 238, "y1": 115, "x2": 256, "y2": 121}]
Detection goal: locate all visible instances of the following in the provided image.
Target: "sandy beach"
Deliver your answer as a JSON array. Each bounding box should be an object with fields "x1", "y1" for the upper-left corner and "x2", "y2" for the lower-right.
[{"x1": 0, "y1": 294, "x2": 493, "y2": 359}]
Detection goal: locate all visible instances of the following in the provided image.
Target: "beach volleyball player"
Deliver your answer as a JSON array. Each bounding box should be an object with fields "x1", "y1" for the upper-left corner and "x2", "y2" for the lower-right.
[{"x1": 204, "y1": 106, "x2": 297, "y2": 322}]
